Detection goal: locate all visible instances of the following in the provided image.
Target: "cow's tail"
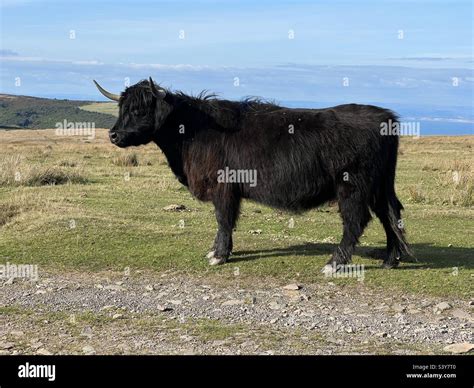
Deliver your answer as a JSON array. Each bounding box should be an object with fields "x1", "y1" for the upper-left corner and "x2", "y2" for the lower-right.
[{"x1": 386, "y1": 189, "x2": 412, "y2": 259}]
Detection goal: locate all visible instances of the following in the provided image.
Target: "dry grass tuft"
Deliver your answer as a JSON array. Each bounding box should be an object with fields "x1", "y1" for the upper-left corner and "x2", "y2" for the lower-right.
[
  {"x1": 25, "y1": 168, "x2": 87, "y2": 186},
  {"x1": 0, "y1": 155, "x2": 23, "y2": 185},
  {"x1": 0, "y1": 203, "x2": 20, "y2": 226},
  {"x1": 436, "y1": 168, "x2": 473, "y2": 207},
  {"x1": 57, "y1": 160, "x2": 78, "y2": 168},
  {"x1": 0, "y1": 155, "x2": 87, "y2": 186},
  {"x1": 407, "y1": 185, "x2": 426, "y2": 204},
  {"x1": 112, "y1": 153, "x2": 139, "y2": 167}
]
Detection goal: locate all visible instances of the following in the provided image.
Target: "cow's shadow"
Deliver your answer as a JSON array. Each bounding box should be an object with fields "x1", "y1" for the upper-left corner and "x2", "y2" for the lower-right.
[{"x1": 231, "y1": 242, "x2": 473, "y2": 270}]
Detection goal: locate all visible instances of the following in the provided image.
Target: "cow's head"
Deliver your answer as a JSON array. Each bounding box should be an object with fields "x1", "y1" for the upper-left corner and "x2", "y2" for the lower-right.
[{"x1": 93, "y1": 78, "x2": 171, "y2": 148}]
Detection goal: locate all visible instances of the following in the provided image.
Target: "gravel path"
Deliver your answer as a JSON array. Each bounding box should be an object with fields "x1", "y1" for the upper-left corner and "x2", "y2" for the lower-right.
[{"x1": 0, "y1": 270, "x2": 472, "y2": 355}]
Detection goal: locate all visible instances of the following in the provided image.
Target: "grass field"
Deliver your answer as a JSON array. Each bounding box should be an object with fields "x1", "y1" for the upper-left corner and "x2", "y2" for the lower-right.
[
  {"x1": 79, "y1": 102, "x2": 119, "y2": 117},
  {"x1": 0, "y1": 129, "x2": 472, "y2": 298}
]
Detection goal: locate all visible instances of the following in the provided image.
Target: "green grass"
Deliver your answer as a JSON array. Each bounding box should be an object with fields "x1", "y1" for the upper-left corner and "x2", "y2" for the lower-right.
[
  {"x1": 0, "y1": 130, "x2": 472, "y2": 298},
  {"x1": 80, "y1": 102, "x2": 118, "y2": 117}
]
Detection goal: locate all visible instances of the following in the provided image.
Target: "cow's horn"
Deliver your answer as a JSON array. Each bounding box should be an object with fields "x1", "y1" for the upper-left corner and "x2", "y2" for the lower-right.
[
  {"x1": 93, "y1": 80, "x2": 121, "y2": 101},
  {"x1": 149, "y1": 77, "x2": 166, "y2": 99}
]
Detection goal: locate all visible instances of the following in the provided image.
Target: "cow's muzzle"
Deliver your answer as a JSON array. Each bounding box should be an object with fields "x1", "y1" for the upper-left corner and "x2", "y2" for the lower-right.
[{"x1": 109, "y1": 131, "x2": 119, "y2": 144}]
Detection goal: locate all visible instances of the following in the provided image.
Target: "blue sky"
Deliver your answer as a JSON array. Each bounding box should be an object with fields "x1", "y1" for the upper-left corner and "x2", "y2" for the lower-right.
[{"x1": 0, "y1": 0, "x2": 473, "y2": 134}]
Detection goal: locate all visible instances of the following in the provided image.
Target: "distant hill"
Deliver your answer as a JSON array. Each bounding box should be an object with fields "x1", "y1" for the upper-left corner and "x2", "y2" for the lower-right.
[{"x1": 0, "y1": 94, "x2": 118, "y2": 129}]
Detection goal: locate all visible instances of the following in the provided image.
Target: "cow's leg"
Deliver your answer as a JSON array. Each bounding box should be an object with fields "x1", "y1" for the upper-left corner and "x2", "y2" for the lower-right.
[
  {"x1": 206, "y1": 232, "x2": 231, "y2": 259},
  {"x1": 372, "y1": 192, "x2": 412, "y2": 268},
  {"x1": 374, "y1": 209, "x2": 400, "y2": 269},
  {"x1": 207, "y1": 189, "x2": 240, "y2": 265},
  {"x1": 322, "y1": 187, "x2": 371, "y2": 274}
]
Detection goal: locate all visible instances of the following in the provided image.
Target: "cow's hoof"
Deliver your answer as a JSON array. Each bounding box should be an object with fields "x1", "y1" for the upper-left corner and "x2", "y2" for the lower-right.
[
  {"x1": 381, "y1": 261, "x2": 399, "y2": 269},
  {"x1": 206, "y1": 251, "x2": 227, "y2": 265},
  {"x1": 206, "y1": 250, "x2": 216, "y2": 259},
  {"x1": 206, "y1": 250, "x2": 232, "y2": 260},
  {"x1": 401, "y1": 255, "x2": 418, "y2": 263},
  {"x1": 209, "y1": 256, "x2": 227, "y2": 266},
  {"x1": 321, "y1": 264, "x2": 336, "y2": 275}
]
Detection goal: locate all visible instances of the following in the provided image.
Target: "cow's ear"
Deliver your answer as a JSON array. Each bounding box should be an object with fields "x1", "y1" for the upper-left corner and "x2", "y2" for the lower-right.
[
  {"x1": 149, "y1": 77, "x2": 166, "y2": 100},
  {"x1": 163, "y1": 92, "x2": 174, "y2": 106}
]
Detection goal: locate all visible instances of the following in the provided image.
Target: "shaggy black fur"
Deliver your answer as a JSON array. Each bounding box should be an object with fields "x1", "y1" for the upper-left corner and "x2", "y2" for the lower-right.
[{"x1": 107, "y1": 79, "x2": 411, "y2": 269}]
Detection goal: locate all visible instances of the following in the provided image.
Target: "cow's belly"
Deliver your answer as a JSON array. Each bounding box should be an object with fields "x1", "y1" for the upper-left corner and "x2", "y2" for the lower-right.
[{"x1": 241, "y1": 176, "x2": 336, "y2": 212}]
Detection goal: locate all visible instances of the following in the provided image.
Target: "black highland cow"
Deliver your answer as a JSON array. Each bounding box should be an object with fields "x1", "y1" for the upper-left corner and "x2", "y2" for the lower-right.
[{"x1": 94, "y1": 78, "x2": 411, "y2": 272}]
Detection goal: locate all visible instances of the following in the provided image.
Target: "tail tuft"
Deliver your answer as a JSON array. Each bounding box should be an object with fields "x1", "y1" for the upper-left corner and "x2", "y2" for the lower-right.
[{"x1": 387, "y1": 199, "x2": 413, "y2": 260}]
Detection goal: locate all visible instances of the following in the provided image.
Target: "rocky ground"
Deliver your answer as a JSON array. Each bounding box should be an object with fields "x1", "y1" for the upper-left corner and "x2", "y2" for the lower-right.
[{"x1": 0, "y1": 270, "x2": 472, "y2": 355}]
